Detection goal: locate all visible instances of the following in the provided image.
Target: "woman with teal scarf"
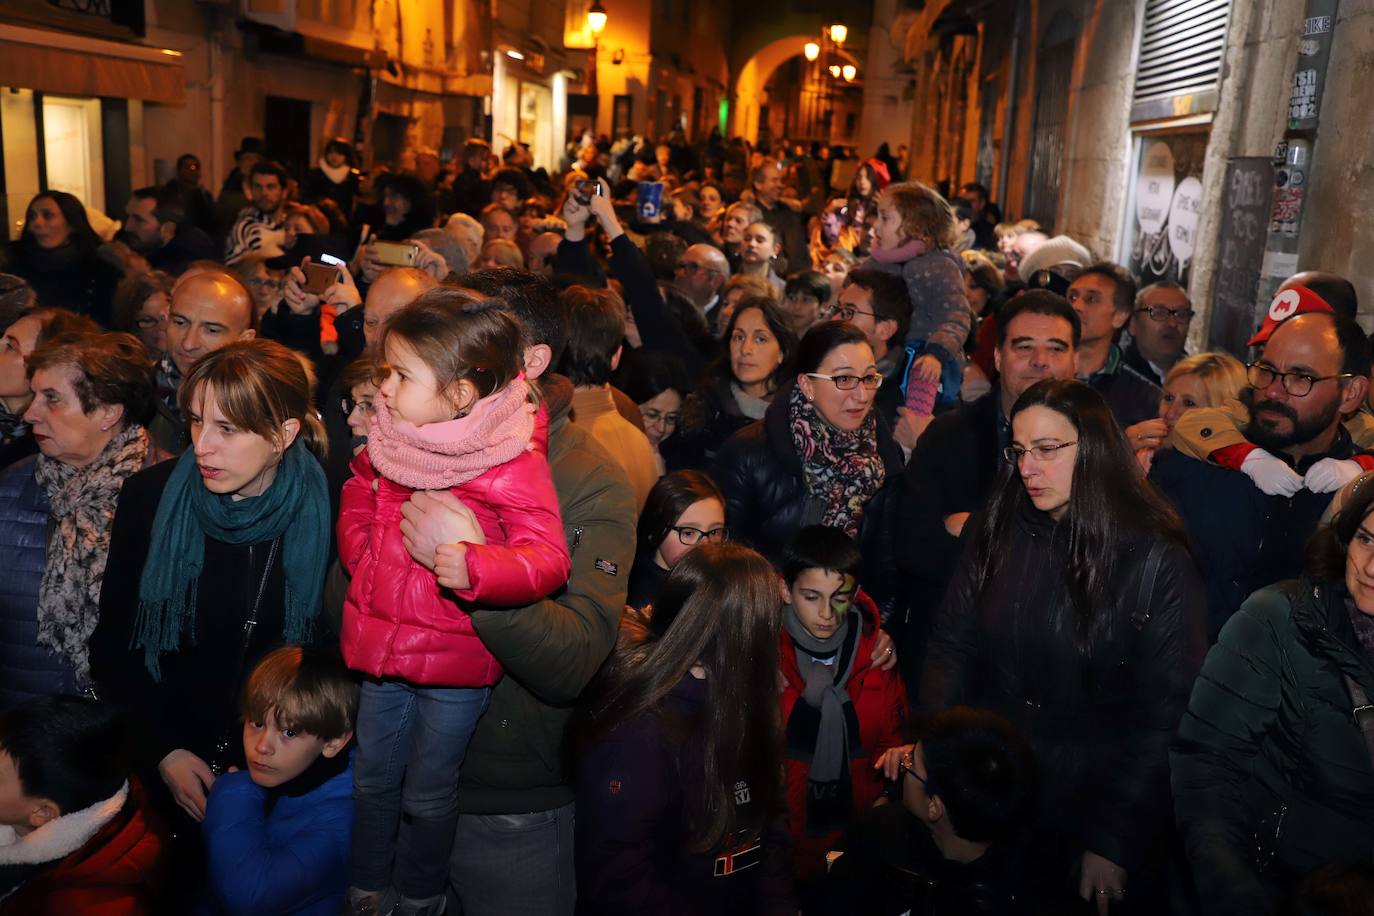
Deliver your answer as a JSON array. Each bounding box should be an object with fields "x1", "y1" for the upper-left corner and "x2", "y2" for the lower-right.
[{"x1": 91, "y1": 339, "x2": 332, "y2": 835}]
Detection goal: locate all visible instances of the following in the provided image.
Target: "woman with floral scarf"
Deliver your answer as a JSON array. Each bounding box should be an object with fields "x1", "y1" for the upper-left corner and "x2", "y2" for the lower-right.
[
  {"x1": 0, "y1": 331, "x2": 162, "y2": 707},
  {"x1": 713, "y1": 321, "x2": 908, "y2": 631}
]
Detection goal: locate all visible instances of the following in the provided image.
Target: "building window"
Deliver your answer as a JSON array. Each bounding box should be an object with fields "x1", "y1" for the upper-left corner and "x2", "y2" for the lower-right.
[
  {"x1": 1131, "y1": 0, "x2": 1232, "y2": 123},
  {"x1": 613, "y1": 95, "x2": 633, "y2": 135}
]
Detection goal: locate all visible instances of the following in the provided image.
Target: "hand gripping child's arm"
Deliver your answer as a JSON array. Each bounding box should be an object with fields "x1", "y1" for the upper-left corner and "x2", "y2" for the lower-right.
[{"x1": 448, "y1": 451, "x2": 572, "y2": 607}]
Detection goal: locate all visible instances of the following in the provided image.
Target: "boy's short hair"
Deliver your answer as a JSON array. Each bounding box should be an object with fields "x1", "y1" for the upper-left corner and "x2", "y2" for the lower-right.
[
  {"x1": 783, "y1": 270, "x2": 831, "y2": 304},
  {"x1": 558, "y1": 285, "x2": 627, "y2": 387},
  {"x1": 921, "y1": 707, "x2": 1037, "y2": 844},
  {"x1": 781, "y1": 525, "x2": 863, "y2": 587},
  {"x1": 844, "y1": 268, "x2": 911, "y2": 341},
  {"x1": 878, "y1": 181, "x2": 960, "y2": 251},
  {"x1": 240, "y1": 646, "x2": 360, "y2": 740},
  {"x1": 0, "y1": 697, "x2": 126, "y2": 815}
]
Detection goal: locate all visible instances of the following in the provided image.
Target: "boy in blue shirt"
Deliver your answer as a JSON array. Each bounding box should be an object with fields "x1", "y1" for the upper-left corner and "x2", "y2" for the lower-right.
[{"x1": 200, "y1": 646, "x2": 358, "y2": 916}]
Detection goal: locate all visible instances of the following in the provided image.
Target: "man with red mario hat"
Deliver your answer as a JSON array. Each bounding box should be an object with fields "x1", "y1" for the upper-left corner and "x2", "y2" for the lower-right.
[{"x1": 1152, "y1": 273, "x2": 1373, "y2": 639}]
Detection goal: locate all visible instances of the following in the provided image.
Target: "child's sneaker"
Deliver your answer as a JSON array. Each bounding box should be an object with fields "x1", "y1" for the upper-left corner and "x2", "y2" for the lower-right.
[
  {"x1": 393, "y1": 894, "x2": 446, "y2": 916},
  {"x1": 341, "y1": 887, "x2": 394, "y2": 916}
]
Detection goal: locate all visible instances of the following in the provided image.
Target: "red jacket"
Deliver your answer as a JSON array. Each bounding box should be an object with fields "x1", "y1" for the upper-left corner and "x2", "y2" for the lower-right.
[
  {"x1": 339, "y1": 411, "x2": 570, "y2": 687},
  {"x1": 778, "y1": 590, "x2": 907, "y2": 882},
  {"x1": 0, "y1": 780, "x2": 165, "y2": 916}
]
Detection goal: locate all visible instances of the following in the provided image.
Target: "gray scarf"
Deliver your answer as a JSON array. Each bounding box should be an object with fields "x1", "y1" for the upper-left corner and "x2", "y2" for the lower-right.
[
  {"x1": 783, "y1": 605, "x2": 861, "y2": 785},
  {"x1": 35, "y1": 424, "x2": 148, "y2": 682}
]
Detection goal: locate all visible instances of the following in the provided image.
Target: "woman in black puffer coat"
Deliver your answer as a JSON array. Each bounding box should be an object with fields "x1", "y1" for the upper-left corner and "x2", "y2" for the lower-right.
[
  {"x1": 919, "y1": 379, "x2": 1206, "y2": 913},
  {"x1": 1171, "y1": 474, "x2": 1374, "y2": 916},
  {"x1": 713, "y1": 320, "x2": 906, "y2": 626}
]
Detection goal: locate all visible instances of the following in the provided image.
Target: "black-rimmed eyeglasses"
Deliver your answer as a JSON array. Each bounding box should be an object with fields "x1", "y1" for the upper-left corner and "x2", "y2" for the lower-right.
[
  {"x1": 1134, "y1": 305, "x2": 1194, "y2": 324},
  {"x1": 805, "y1": 372, "x2": 883, "y2": 391},
  {"x1": 1247, "y1": 363, "x2": 1353, "y2": 398},
  {"x1": 670, "y1": 525, "x2": 729, "y2": 546}
]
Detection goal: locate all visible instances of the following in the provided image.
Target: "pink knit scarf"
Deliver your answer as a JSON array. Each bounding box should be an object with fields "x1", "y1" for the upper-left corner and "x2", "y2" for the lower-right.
[
  {"x1": 869, "y1": 237, "x2": 928, "y2": 264},
  {"x1": 367, "y1": 377, "x2": 536, "y2": 489}
]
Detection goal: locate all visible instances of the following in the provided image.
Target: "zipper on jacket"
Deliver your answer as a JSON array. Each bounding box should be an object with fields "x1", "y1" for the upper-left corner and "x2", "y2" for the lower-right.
[{"x1": 570, "y1": 525, "x2": 584, "y2": 554}]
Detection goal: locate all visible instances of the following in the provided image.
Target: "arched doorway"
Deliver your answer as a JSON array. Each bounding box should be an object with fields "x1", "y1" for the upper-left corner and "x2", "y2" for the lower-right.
[{"x1": 732, "y1": 35, "x2": 861, "y2": 144}]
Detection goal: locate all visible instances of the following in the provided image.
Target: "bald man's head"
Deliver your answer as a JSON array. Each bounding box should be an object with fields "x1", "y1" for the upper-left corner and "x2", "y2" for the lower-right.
[
  {"x1": 167, "y1": 271, "x2": 256, "y2": 377},
  {"x1": 674, "y1": 243, "x2": 731, "y2": 307},
  {"x1": 363, "y1": 267, "x2": 439, "y2": 350}
]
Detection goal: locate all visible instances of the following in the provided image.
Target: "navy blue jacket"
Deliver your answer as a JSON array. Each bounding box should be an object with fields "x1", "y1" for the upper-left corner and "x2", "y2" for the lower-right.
[
  {"x1": 1151, "y1": 436, "x2": 1361, "y2": 640},
  {"x1": 199, "y1": 753, "x2": 353, "y2": 915},
  {"x1": 575, "y1": 674, "x2": 794, "y2": 916},
  {"x1": 0, "y1": 456, "x2": 82, "y2": 706}
]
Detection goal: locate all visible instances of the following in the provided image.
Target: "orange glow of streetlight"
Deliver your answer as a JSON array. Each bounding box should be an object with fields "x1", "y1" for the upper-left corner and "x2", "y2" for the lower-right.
[
  {"x1": 842, "y1": 64, "x2": 856, "y2": 81},
  {"x1": 829, "y1": 23, "x2": 848, "y2": 44},
  {"x1": 804, "y1": 42, "x2": 820, "y2": 61},
  {"x1": 828, "y1": 64, "x2": 841, "y2": 78}
]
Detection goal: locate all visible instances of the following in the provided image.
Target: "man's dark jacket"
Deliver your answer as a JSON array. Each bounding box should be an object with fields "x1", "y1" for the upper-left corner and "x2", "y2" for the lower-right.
[{"x1": 1151, "y1": 430, "x2": 1365, "y2": 640}]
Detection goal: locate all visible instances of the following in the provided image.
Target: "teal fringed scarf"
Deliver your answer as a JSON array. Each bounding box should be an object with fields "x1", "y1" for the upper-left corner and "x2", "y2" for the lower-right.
[{"x1": 132, "y1": 443, "x2": 330, "y2": 679}]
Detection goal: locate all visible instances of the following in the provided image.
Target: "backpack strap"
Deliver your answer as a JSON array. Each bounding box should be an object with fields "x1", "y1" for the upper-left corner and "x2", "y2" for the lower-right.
[
  {"x1": 1131, "y1": 541, "x2": 1167, "y2": 631},
  {"x1": 1343, "y1": 674, "x2": 1374, "y2": 771}
]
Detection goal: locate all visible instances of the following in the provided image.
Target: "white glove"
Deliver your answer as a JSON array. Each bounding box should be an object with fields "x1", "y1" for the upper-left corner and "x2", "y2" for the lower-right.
[
  {"x1": 1303, "y1": 457, "x2": 1364, "y2": 494},
  {"x1": 1240, "y1": 449, "x2": 1304, "y2": 497}
]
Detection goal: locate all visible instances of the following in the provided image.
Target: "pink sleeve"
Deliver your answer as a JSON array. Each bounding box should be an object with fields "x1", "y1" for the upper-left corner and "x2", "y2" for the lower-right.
[
  {"x1": 452, "y1": 453, "x2": 572, "y2": 607},
  {"x1": 337, "y1": 452, "x2": 378, "y2": 575}
]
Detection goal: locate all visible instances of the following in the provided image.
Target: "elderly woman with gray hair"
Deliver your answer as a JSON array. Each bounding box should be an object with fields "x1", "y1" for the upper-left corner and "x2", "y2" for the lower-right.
[{"x1": 0, "y1": 330, "x2": 160, "y2": 706}]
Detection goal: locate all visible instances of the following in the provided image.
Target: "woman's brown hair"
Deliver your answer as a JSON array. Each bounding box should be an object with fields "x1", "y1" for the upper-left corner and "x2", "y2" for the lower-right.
[
  {"x1": 573, "y1": 542, "x2": 783, "y2": 853},
  {"x1": 178, "y1": 338, "x2": 327, "y2": 460},
  {"x1": 111, "y1": 271, "x2": 174, "y2": 335},
  {"x1": 26, "y1": 331, "x2": 156, "y2": 428},
  {"x1": 381, "y1": 287, "x2": 524, "y2": 416},
  {"x1": 879, "y1": 181, "x2": 960, "y2": 251}
]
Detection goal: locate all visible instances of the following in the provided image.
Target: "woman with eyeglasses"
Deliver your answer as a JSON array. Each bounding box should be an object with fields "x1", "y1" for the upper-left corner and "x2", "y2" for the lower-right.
[
  {"x1": 920, "y1": 378, "x2": 1207, "y2": 914},
  {"x1": 626, "y1": 470, "x2": 728, "y2": 612},
  {"x1": 714, "y1": 321, "x2": 907, "y2": 626},
  {"x1": 112, "y1": 270, "x2": 175, "y2": 357},
  {"x1": 617, "y1": 350, "x2": 690, "y2": 477}
]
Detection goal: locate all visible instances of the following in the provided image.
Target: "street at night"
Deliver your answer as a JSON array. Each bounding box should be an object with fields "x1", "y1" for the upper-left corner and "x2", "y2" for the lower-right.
[{"x1": 0, "y1": 0, "x2": 1372, "y2": 914}]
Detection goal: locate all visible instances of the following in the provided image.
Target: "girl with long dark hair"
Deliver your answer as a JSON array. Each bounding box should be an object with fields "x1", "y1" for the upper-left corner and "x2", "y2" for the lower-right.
[
  {"x1": 919, "y1": 378, "x2": 1207, "y2": 913},
  {"x1": 573, "y1": 542, "x2": 792, "y2": 915}
]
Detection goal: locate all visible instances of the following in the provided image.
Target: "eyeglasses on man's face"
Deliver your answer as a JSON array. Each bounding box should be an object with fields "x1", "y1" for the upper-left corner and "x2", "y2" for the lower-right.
[
  {"x1": 827, "y1": 304, "x2": 876, "y2": 322},
  {"x1": 1247, "y1": 362, "x2": 1353, "y2": 398},
  {"x1": 805, "y1": 372, "x2": 883, "y2": 391},
  {"x1": 1134, "y1": 305, "x2": 1195, "y2": 324},
  {"x1": 1003, "y1": 441, "x2": 1078, "y2": 464},
  {"x1": 670, "y1": 525, "x2": 729, "y2": 546},
  {"x1": 675, "y1": 260, "x2": 717, "y2": 276}
]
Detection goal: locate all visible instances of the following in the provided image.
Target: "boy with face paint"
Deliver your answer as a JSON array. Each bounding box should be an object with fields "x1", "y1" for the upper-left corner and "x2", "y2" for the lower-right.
[{"x1": 777, "y1": 526, "x2": 908, "y2": 888}]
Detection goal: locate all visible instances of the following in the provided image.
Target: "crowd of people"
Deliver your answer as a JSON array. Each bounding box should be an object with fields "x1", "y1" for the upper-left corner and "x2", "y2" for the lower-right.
[{"x1": 0, "y1": 126, "x2": 1371, "y2": 916}]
